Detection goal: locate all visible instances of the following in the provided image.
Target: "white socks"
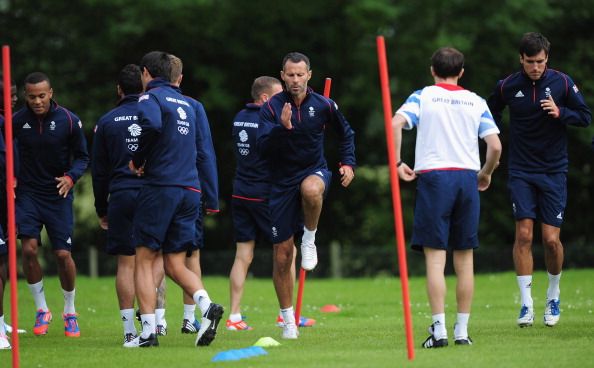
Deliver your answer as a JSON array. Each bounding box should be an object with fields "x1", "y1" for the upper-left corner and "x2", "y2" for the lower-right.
[
  {"x1": 140, "y1": 314, "x2": 155, "y2": 338},
  {"x1": 431, "y1": 313, "x2": 447, "y2": 339},
  {"x1": 155, "y1": 308, "x2": 166, "y2": 327},
  {"x1": 63, "y1": 289, "x2": 76, "y2": 315},
  {"x1": 120, "y1": 308, "x2": 136, "y2": 335},
  {"x1": 183, "y1": 304, "x2": 196, "y2": 322},
  {"x1": 547, "y1": 272, "x2": 561, "y2": 301},
  {"x1": 192, "y1": 289, "x2": 212, "y2": 316},
  {"x1": 28, "y1": 280, "x2": 48, "y2": 311},
  {"x1": 454, "y1": 313, "x2": 470, "y2": 339},
  {"x1": 517, "y1": 275, "x2": 533, "y2": 308},
  {"x1": 302, "y1": 227, "x2": 317, "y2": 245},
  {"x1": 229, "y1": 313, "x2": 242, "y2": 323},
  {"x1": 280, "y1": 307, "x2": 296, "y2": 326}
]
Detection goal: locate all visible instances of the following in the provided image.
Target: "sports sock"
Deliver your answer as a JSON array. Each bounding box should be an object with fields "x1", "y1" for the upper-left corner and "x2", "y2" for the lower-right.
[
  {"x1": 120, "y1": 308, "x2": 136, "y2": 335},
  {"x1": 140, "y1": 314, "x2": 155, "y2": 338},
  {"x1": 280, "y1": 307, "x2": 295, "y2": 326},
  {"x1": 547, "y1": 272, "x2": 561, "y2": 301},
  {"x1": 229, "y1": 313, "x2": 242, "y2": 323},
  {"x1": 454, "y1": 313, "x2": 470, "y2": 339},
  {"x1": 183, "y1": 304, "x2": 196, "y2": 322},
  {"x1": 0, "y1": 315, "x2": 5, "y2": 334},
  {"x1": 431, "y1": 313, "x2": 447, "y2": 339},
  {"x1": 28, "y1": 280, "x2": 49, "y2": 311},
  {"x1": 302, "y1": 227, "x2": 317, "y2": 245},
  {"x1": 193, "y1": 289, "x2": 212, "y2": 316},
  {"x1": 155, "y1": 308, "x2": 166, "y2": 326},
  {"x1": 62, "y1": 288, "x2": 76, "y2": 315},
  {"x1": 517, "y1": 275, "x2": 533, "y2": 308}
]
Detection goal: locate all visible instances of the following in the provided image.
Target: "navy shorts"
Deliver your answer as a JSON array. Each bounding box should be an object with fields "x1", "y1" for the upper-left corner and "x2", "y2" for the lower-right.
[
  {"x1": 411, "y1": 170, "x2": 479, "y2": 251},
  {"x1": 133, "y1": 186, "x2": 200, "y2": 254},
  {"x1": 106, "y1": 189, "x2": 140, "y2": 256},
  {"x1": 508, "y1": 171, "x2": 566, "y2": 227},
  {"x1": 16, "y1": 191, "x2": 74, "y2": 251},
  {"x1": 232, "y1": 196, "x2": 272, "y2": 244},
  {"x1": 269, "y1": 168, "x2": 332, "y2": 243}
]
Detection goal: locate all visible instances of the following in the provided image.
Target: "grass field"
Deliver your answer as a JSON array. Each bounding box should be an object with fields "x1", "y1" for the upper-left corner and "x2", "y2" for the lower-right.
[{"x1": 2, "y1": 269, "x2": 593, "y2": 367}]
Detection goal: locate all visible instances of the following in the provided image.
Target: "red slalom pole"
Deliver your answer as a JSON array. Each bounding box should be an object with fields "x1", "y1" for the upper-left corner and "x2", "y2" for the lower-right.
[
  {"x1": 376, "y1": 36, "x2": 415, "y2": 360},
  {"x1": 3, "y1": 45, "x2": 20, "y2": 368},
  {"x1": 295, "y1": 78, "x2": 332, "y2": 327}
]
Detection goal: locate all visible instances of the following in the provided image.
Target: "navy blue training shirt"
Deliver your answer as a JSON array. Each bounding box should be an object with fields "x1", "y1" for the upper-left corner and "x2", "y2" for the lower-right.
[
  {"x1": 91, "y1": 94, "x2": 144, "y2": 217},
  {"x1": 13, "y1": 100, "x2": 89, "y2": 197},
  {"x1": 232, "y1": 103, "x2": 270, "y2": 199},
  {"x1": 488, "y1": 68, "x2": 591, "y2": 173},
  {"x1": 132, "y1": 79, "x2": 199, "y2": 188},
  {"x1": 258, "y1": 89, "x2": 356, "y2": 187}
]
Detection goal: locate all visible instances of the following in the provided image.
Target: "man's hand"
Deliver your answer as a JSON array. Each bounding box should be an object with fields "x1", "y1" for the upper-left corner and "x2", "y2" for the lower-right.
[
  {"x1": 339, "y1": 165, "x2": 355, "y2": 187},
  {"x1": 280, "y1": 102, "x2": 293, "y2": 130},
  {"x1": 128, "y1": 160, "x2": 144, "y2": 177},
  {"x1": 540, "y1": 95, "x2": 560, "y2": 118},
  {"x1": 99, "y1": 216, "x2": 108, "y2": 230},
  {"x1": 397, "y1": 163, "x2": 416, "y2": 182},
  {"x1": 55, "y1": 176, "x2": 73, "y2": 198}
]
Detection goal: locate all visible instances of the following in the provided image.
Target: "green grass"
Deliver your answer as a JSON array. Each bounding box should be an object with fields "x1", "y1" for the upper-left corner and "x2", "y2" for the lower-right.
[{"x1": 3, "y1": 270, "x2": 593, "y2": 367}]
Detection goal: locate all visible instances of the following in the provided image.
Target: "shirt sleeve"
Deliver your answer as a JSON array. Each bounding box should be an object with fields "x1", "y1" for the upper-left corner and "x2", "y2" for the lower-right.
[
  {"x1": 257, "y1": 100, "x2": 292, "y2": 157},
  {"x1": 91, "y1": 122, "x2": 109, "y2": 217},
  {"x1": 395, "y1": 89, "x2": 422, "y2": 130},
  {"x1": 559, "y1": 75, "x2": 592, "y2": 128},
  {"x1": 133, "y1": 93, "x2": 162, "y2": 168},
  {"x1": 194, "y1": 101, "x2": 219, "y2": 212},
  {"x1": 487, "y1": 80, "x2": 507, "y2": 126},
  {"x1": 327, "y1": 98, "x2": 356, "y2": 167},
  {"x1": 66, "y1": 116, "x2": 90, "y2": 183}
]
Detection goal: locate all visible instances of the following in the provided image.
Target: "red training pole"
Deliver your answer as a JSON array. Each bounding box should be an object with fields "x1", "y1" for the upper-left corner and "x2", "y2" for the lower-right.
[
  {"x1": 3, "y1": 44, "x2": 20, "y2": 368},
  {"x1": 294, "y1": 77, "x2": 332, "y2": 327},
  {"x1": 294, "y1": 268, "x2": 306, "y2": 326},
  {"x1": 376, "y1": 36, "x2": 415, "y2": 360}
]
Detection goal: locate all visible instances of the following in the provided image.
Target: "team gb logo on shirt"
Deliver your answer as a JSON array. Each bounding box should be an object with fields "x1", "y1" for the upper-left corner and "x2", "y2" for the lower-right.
[
  {"x1": 177, "y1": 107, "x2": 187, "y2": 120},
  {"x1": 239, "y1": 130, "x2": 248, "y2": 143},
  {"x1": 308, "y1": 106, "x2": 315, "y2": 117},
  {"x1": 128, "y1": 123, "x2": 142, "y2": 137}
]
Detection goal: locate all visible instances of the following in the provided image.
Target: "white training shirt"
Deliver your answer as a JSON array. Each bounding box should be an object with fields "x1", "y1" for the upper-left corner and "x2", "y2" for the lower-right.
[{"x1": 396, "y1": 83, "x2": 499, "y2": 172}]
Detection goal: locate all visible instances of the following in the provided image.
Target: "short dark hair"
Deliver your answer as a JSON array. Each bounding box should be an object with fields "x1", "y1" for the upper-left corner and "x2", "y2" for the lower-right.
[
  {"x1": 24, "y1": 72, "x2": 51, "y2": 86},
  {"x1": 431, "y1": 47, "x2": 464, "y2": 78},
  {"x1": 251, "y1": 76, "x2": 281, "y2": 100},
  {"x1": 139, "y1": 51, "x2": 172, "y2": 82},
  {"x1": 118, "y1": 64, "x2": 143, "y2": 95},
  {"x1": 519, "y1": 32, "x2": 550, "y2": 57},
  {"x1": 282, "y1": 52, "x2": 310, "y2": 71}
]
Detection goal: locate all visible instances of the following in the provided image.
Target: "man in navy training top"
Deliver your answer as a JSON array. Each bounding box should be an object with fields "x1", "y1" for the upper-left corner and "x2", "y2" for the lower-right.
[
  {"x1": 227, "y1": 76, "x2": 316, "y2": 331},
  {"x1": 92, "y1": 64, "x2": 158, "y2": 345},
  {"x1": 258, "y1": 52, "x2": 356, "y2": 339},
  {"x1": 488, "y1": 32, "x2": 591, "y2": 328},
  {"x1": 126, "y1": 51, "x2": 223, "y2": 348},
  {"x1": 0, "y1": 76, "x2": 18, "y2": 349},
  {"x1": 13, "y1": 72, "x2": 89, "y2": 338},
  {"x1": 169, "y1": 54, "x2": 219, "y2": 335}
]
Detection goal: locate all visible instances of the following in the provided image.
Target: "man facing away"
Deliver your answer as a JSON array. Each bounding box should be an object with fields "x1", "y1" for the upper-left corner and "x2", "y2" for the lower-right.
[
  {"x1": 92, "y1": 64, "x2": 148, "y2": 345},
  {"x1": 393, "y1": 47, "x2": 502, "y2": 347},
  {"x1": 168, "y1": 54, "x2": 220, "y2": 335},
  {"x1": 126, "y1": 51, "x2": 223, "y2": 348},
  {"x1": 258, "y1": 52, "x2": 356, "y2": 339},
  {"x1": 487, "y1": 32, "x2": 591, "y2": 328},
  {"x1": 13, "y1": 72, "x2": 89, "y2": 338}
]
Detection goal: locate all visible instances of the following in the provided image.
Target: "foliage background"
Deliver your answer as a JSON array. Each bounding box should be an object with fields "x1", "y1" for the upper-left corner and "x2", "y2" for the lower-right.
[{"x1": 1, "y1": 0, "x2": 593, "y2": 276}]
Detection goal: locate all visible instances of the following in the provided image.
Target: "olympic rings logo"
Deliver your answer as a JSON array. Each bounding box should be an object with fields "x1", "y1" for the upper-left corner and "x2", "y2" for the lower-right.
[{"x1": 178, "y1": 126, "x2": 189, "y2": 135}]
